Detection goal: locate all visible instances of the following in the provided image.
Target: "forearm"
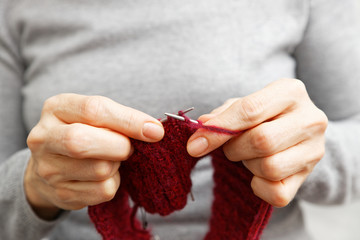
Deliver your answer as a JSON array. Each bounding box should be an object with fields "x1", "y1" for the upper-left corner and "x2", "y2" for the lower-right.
[
  {"x1": 0, "y1": 149, "x2": 68, "y2": 240},
  {"x1": 297, "y1": 113, "x2": 360, "y2": 204}
]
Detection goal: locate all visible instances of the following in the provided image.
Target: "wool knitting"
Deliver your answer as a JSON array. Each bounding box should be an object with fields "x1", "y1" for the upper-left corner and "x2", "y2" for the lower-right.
[{"x1": 88, "y1": 111, "x2": 273, "y2": 240}]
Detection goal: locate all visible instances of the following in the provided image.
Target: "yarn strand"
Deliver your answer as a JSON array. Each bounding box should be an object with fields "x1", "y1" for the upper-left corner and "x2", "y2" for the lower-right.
[{"x1": 178, "y1": 110, "x2": 243, "y2": 135}]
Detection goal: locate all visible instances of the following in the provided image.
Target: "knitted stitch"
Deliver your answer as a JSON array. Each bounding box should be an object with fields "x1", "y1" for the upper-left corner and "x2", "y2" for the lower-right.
[
  {"x1": 88, "y1": 184, "x2": 151, "y2": 240},
  {"x1": 205, "y1": 149, "x2": 273, "y2": 240},
  {"x1": 120, "y1": 115, "x2": 201, "y2": 216},
  {"x1": 88, "y1": 111, "x2": 272, "y2": 240}
]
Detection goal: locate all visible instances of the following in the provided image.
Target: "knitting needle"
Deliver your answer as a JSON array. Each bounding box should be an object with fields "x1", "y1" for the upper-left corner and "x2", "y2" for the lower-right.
[
  {"x1": 164, "y1": 112, "x2": 199, "y2": 124},
  {"x1": 182, "y1": 106, "x2": 195, "y2": 114},
  {"x1": 190, "y1": 190, "x2": 195, "y2": 202},
  {"x1": 140, "y1": 207, "x2": 148, "y2": 230},
  {"x1": 160, "y1": 107, "x2": 195, "y2": 123}
]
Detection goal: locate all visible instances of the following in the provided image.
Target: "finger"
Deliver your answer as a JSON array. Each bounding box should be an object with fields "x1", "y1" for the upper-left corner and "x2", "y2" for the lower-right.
[
  {"x1": 241, "y1": 137, "x2": 324, "y2": 181},
  {"x1": 251, "y1": 171, "x2": 308, "y2": 207},
  {"x1": 187, "y1": 79, "x2": 306, "y2": 157},
  {"x1": 223, "y1": 113, "x2": 307, "y2": 161},
  {"x1": 197, "y1": 114, "x2": 216, "y2": 123},
  {"x1": 44, "y1": 94, "x2": 164, "y2": 142},
  {"x1": 46, "y1": 123, "x2": 132, "y2": 161},
  {"x1": 40, "y1": 154, "x2": 121, "y2": 182},
  {"x1": 210, "y1": 98, "x2": 239, "y2": 115},
  {"x1": 197, "y1": 98, "x2": 239, "y2": 123},
  {"x1": 54, "y1": 172, "x2": 121, "y2": 209}
]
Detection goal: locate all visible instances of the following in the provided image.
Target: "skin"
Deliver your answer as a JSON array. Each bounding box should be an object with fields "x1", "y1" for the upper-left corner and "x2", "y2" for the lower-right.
[
  {"x1": 25, "y1": 94, "x2": 165, "y2": 220},
  {"x1": 25, "y1": 78, "x2": 327, "y2": 220},
  {"x1": 187, "y1": 79, "x2": 328, "y2": 207}
]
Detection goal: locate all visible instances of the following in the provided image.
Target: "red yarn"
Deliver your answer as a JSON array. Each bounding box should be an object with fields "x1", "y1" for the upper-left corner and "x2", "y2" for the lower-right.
[
  {"x1": 179, "y1": 110, "x2": 243, "y2": 135},
  {"x1": 88, "y1": 184, "x2": 151, "y2": 240},
  {"x1": 205, "y1": 149, "x2": 273, "y2": 240},
  {"x1": 120, "y1": 116, "x2": 201, "y2": 216},
  {"x1": 88, "y1": 111, "x2": 272, "y2": 240}
]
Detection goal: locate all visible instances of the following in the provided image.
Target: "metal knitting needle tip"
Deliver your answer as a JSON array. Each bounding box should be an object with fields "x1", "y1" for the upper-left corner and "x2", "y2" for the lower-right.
[
  {"x1": 164, "y1": 112, "x2": 199, "y2": 124},
  {"x1": 140, "y1": 207, "x2": 148, "y2": 230},
  {"x1": 182, "y1": 107, "x2": 195, "y2": 114},
  {"x1": 160, "y1": 107, "x2": 195, "y2": 123},
  {"x1": 160, "y1": 117, "x2": 167, "y2": 123},
  {"x1": 190, "y1": 190, "x2": 195, "y2": 202}
]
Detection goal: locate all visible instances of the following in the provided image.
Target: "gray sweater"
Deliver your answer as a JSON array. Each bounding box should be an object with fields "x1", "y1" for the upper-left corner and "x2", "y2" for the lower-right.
[{"x1": 1, "y1": 0, "x2": 360, "y2": 239}]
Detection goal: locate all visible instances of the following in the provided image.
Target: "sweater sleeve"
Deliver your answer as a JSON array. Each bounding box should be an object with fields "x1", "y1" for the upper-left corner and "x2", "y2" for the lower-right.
[
  {"x1": 0, "y1": 1, "x2": 68, "y2": 239},
  {"x1": 294, "y1": 0, "x2": 360, "y2": 204}
]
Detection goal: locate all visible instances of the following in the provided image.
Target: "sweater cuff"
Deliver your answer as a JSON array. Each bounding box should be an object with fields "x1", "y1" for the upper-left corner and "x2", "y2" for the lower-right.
[
  {"x1": 0, "y1": 149, "x2": 69, "y2": 240},
  {"x1": 296, "y1": 120, "x2": 352, "y2": 204}
]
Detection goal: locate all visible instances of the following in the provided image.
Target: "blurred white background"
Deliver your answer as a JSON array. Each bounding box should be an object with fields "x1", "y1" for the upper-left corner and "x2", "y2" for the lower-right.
[{"x1": 301, "y1": 201, "x2": 360, "y2": 239}]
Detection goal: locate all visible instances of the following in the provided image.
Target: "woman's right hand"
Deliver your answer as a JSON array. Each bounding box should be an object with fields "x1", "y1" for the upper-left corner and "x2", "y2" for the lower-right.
[{"x1": 25, "y1": 94, "x2": 164, "y2": 220}]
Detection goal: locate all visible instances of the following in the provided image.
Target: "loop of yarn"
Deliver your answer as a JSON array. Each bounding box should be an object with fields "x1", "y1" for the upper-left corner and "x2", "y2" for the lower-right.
[{"x1": 88, "y1": 111, "x2": 272, "y2": 240}]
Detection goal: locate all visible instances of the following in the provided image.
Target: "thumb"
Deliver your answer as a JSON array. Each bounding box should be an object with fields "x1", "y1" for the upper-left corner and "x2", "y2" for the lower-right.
[
  {"x1": 187, "y1": 95, "x2": 269, "y2": 157},
  {"x1": 187, "y1": 99, "x2": 248, "y2": 157},
  {"x1": 187, "y1": 79, "x2": 301, "y2": 157}
]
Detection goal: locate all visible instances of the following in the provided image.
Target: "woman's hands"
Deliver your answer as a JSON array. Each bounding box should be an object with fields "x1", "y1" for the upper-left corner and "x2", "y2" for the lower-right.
[
  {"x1": 25, "y1": 94, "x2": 164, "y2": 220},
  {"x1": 25, "y1": 79, "x2": 327, "y2": 221},
  {"x1": 187, "y1": 79, "x2": 328, "y2": 207}
]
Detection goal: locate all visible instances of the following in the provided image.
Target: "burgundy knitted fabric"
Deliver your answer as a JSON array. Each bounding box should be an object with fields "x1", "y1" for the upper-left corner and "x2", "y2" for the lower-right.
[
  {"x1": 88, "y1": 184, "x2": 151, "y2": 240},
  {"x1": 88, "y1": 112, "x2": 273, "y2": 240},
  {"x1": 120, "y1": 115, "x2": 201, "y2": 216},
  {"x1": 205, "y1": 149, "x2": 273, "y2": 240}
]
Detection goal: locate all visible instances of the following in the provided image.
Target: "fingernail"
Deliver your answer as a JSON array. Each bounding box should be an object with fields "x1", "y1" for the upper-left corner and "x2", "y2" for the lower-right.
[
  {"x1": 142, "y1": 122, "x2": 164, "y2": 141},
  {"x1": 187, "y1": 137, "x2": 208, "y2": 157}
]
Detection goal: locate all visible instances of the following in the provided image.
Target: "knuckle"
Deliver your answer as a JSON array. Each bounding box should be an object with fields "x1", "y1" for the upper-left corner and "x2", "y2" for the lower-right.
[
  {"x1": 225, "y1": 98, "x2": 237, "y2": 104},
  {"x1": 36, "y1": 162, "x2": 56, "y2": 182},
  {"x1": 318, "y1": 144, "x2": 326, "y2": 160},
  {"x1": 292, "y1": 79, "x2": 306, "y2": 92},
  {"x1": 98, "y1": 179, "x2": 118, "y2": 201},
  {"x1": 224, "y1": 98, "x2": 239, "y2": 107},
  {"x1": 271, "y1": 186, "x2": 291, "y2": 207},
  {"x1": 250, "y1": 128, "x2": 274, "y2": 155},
  {"x1": 292, "y1": 80, "x2": 308, "y2": 100},
  {"x1": 302, "y1": 162, "x2": 315, "y2": 175},
  {"x1": 280, "y1": 78, "x2": 307, "y2": 101},
  {"x1": 103, "y1": 189, "x2": 117, "y2": 202},
  {"x1": 54, "y1": 188, "x2": 73, "y2": 203},
  {"x1": 316, "y1": 110, "x2": 328, "y2": 132},
  {"x1": 27, "y1": 126, "x2": 45, "y2": 150},
  {"x1": 282, "y1": 78, "x2": 307, "y2": 94},
  {"x1": 304, "y1": 109, "x2": 328, "y2": 137},
  {"x1": 63, "y1": 124, "x2": 89, "y2": 158},
  {"x1": 294, "y1": 79, "x2": 306, "y2": 93},
  {"x1": 118, "y1": 137, "x2": 132, "y2": 160},
  {"x1": 235, "y1": 97, "x2": 264, "y2": 123},
  {"x1": 92, "y1": 161, "x2": 114, "y2": 181},
  {"x1": 80, "y1": 96, "x2": 104, "y2": 125},
  {"x1": 313, "y1": 143, "x2": 326, "y2": 164},
  {"x1": 42, "y1": 95, "x2": 59, "y2": 112},
  {"x1": 260, "y1": 157, "x2": 282, "y2": 181}
]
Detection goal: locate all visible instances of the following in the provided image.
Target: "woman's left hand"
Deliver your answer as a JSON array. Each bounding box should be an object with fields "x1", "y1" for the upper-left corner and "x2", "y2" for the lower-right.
[{"x1": 187, "y1": 79, "x2": 328, "y2": 207}]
